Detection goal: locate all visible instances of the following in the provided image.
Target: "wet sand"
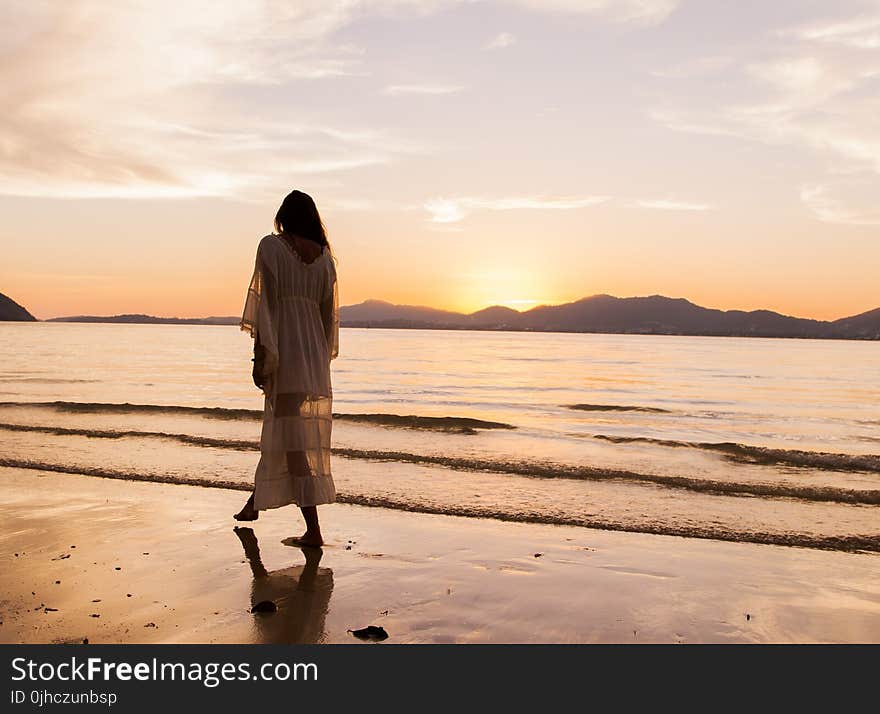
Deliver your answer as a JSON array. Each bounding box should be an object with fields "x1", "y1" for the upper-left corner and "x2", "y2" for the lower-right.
[{"x1": 1, "y1": 467, "x2": 878, "y2": 644}]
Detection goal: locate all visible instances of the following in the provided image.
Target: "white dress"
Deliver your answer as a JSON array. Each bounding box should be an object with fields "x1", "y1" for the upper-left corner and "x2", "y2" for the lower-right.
[{"x1": 240, "y1": 234, "x2": 339, "y2": 510}]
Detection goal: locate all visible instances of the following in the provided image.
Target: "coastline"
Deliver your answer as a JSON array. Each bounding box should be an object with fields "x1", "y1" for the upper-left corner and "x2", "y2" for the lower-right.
[{"x1": 2, "y1": 467, "x2": 878, "y2": 644}]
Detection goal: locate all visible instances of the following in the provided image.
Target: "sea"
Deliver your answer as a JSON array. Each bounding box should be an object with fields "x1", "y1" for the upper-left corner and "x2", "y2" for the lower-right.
[{"x1": 1, "y1": 323, "x2": 878, "y2": 552}]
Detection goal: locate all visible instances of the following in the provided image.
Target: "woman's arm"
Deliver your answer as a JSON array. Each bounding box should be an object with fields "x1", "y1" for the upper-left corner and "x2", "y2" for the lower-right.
[
  {"x1": 241, "y1": 237, "x2": 280, "y2": 391},
  {"x1": 320, "y1": 259, "x2": 339, "y2": 360}
]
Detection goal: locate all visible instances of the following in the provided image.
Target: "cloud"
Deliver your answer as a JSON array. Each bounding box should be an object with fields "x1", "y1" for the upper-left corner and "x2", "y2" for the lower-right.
[
  {"x1": 783, "y1": 15, "x2": 880, "y2": 49},
  {"x1": 424, "y1": 198, "x2": 468, "y2": 223},
  {"x1": 650, "y1": 9, "x2": 880, "y2": 223},
  {"x1": 506, "y1": 0, "x2": 680, "y2": 25},
  {"x1": 0, "y1": 0, "x2": 682, "y2": 199},
  {"x1": 650, "y1": 55, "x2": 733, "y2": 79},
  {"x1": 424, "y1": 195, "x2": 609, "y2": 222},
  {"x1": 800, "y1": 180, "x2": 880, "y2": 226},
  {"x1": 632, "y1": 199, "x2": 713, "y2": 211},
  {"x1": 485, "y1": 32, "x2": 517, "y2": 50},
  {"x1": 0, "y1": 1, "x2": 429, "y2": 200},
  {"x1": 382, "y1": 84, "x2": 465, "y2": 96}
]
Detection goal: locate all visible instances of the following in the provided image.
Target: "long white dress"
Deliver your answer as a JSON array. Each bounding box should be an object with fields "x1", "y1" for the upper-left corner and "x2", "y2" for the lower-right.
[{"x1": 240, "y1": 234, "x2": 339, "y2": 510}]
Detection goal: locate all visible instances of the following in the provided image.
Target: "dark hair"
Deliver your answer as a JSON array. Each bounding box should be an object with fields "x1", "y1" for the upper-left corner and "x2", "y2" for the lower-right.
[{"x1": 274, "y1": 190, "x2": 329, "y2": 248}]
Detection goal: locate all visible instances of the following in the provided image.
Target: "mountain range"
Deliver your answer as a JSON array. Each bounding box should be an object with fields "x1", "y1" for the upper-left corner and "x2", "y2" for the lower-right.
[
  {"x1": 4, "y1": 291, "x2": 878, "y2": 339},
  {"x1": 338, "y1": 296, "x2": 880, "y2": 340}
]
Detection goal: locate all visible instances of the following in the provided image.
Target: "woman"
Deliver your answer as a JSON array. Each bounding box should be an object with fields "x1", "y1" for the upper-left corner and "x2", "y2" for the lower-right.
[{"x1": 236, "y1": 190, "x2": 339, "y2": 548}]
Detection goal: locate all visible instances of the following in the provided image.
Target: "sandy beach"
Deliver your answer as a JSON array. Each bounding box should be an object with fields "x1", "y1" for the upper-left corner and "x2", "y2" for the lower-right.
[{"x1": 2, "y1": 466, "x2": 878, "y2": 644}]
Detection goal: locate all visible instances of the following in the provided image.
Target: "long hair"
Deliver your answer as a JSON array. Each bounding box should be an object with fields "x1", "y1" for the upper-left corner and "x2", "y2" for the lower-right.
[{"x1": 274, "y1": 190, "x2": 330, "y2": 249}]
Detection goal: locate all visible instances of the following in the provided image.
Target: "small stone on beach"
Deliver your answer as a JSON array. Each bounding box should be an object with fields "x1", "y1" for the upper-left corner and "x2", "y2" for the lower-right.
[{"x1": 348, "y1": 625, "x2": 389, "y2": 642}]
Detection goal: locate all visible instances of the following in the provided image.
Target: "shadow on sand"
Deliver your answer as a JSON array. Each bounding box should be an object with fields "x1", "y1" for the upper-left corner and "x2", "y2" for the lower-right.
[{"x1": 233, "y1": 526, "x2": 334, "y2": 643}]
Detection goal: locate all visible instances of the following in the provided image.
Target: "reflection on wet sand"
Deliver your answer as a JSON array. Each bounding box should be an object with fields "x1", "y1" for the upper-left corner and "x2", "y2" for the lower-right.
[{"x1": 233, "y1": 527, "x2": 334, "y2": 644}]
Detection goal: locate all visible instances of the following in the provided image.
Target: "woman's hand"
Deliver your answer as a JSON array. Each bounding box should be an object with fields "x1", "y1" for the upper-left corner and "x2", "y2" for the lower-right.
[{"x1": 252, "y1": 341, "x2": 267, "y2": 390}]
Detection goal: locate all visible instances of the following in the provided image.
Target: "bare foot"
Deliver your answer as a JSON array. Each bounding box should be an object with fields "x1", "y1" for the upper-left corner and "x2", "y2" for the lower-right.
[
  {"x1": 282, "y1": 533, "x2": 324, "y2": 548},
  {"x1": 234, "y1": 494, "x2": 258, "y2": 521}
]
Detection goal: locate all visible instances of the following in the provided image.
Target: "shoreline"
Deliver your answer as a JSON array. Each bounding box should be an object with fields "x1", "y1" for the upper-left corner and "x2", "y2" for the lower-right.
[{"x1": 2, "y1": 467, "x2": 878, "y2": 644}]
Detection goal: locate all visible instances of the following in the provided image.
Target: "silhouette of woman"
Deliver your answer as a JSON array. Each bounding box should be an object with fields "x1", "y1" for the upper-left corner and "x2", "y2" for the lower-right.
[{"x1": 236, "y1": 190, "x2": 339, "y2": 548}]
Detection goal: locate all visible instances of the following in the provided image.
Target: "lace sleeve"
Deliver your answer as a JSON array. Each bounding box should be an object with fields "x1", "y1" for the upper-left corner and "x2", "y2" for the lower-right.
[
  {"x1": 321, "y1": 257, "x2": 339, "y2": 360},
  {"x1": 240, "y1": 238, "x2": 279, "y2": 375}
]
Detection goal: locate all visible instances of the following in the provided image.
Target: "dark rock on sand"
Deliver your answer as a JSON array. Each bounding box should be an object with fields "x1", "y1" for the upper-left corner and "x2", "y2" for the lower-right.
[{"x1": 349, "y1": 625, "x2": 389, "y2": 642}]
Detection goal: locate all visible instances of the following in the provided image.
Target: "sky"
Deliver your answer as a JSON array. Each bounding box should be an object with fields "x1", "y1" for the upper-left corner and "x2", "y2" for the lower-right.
[{"x1": 1, "y1": 0, "x2": 879, "y2": 320}]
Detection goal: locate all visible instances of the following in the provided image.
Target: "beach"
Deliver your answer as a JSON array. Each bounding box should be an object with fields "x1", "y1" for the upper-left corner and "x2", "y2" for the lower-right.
[
  {"x1": 1, "y1": 323, "x2": 879, "y2": 644},
  {"x1": 2, "y1": 467, "x2": 878, "y2": 644}
]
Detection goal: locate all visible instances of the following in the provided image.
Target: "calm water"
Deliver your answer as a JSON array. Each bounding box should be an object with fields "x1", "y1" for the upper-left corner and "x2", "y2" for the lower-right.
[{"x1": 1, "y1": 323, "x2": 878, "y2": 551}]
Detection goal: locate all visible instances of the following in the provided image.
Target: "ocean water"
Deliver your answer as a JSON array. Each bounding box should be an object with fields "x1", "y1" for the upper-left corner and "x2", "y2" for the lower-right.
[{"x1": 0, "y1": 322, "x2": 878, "y2": 552}]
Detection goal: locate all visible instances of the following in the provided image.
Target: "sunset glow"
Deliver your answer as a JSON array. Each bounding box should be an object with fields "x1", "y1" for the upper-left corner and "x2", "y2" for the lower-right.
[{"x1": 1, "y1": 1, "x2": 879, "y2": 321}]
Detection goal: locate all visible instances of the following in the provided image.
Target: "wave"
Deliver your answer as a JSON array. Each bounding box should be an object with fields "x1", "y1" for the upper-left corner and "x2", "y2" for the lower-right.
[
  {"x1": 0, "y1": 400, "x2": 264, "y2": 421},
  {"x1": 0, "y1": 422, "x2": 258, "y2": 450},
  {"x1": 0, "y1": 378, "x2": 101, "y2": 384},
  {"x1": 334, "y1": 412, "x2": 514, "y2": 433},
  {"x1": 566, "y1": 403, "x2": 672, "y2": 413},
  {"x1": 1, "y1": 457, "x2": 878, "y2": 553},
  {"x1": 0, "y1": 400, "x2": 514, "y2": 433},
  {"x1": 590, "y1": 433, "x2": 880, "y2": 474},
  {"x1": 2, "y1": 422, "x2": 878, "y2": 506}
]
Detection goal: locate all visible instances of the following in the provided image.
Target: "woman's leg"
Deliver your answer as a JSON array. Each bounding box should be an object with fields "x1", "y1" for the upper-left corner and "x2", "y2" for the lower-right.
[{"x1": 298, "y1": 506, "x2": 324, "y2": 547}]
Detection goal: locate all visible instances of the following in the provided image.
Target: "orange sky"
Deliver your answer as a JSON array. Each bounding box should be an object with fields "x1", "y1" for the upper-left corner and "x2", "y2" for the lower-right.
[{"x1": 1, "y1": 2, "x2": 879, "y2": 322}]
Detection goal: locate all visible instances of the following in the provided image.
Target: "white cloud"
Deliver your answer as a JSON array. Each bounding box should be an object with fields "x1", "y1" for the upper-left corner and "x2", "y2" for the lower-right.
[
  {"x1": 800, "y1": 181, "x2": 880, "y2": 226},
  {"x1": 651, "y1": 10, "x2": 880, "y2": 225},
  {"x1": 633, "y1": 199, "x2": 713, "y2": 211},
  {"x1": 382, "y1": 84, "x2": 465, "y2": 95},
  {"x1": 506, "y1": 0, "x2": 680, "y2": 25},
  {"x1": 485, "y1": 32, "x2": 517, "y2": 50},
  {"x1": 784, "y1": 15, "x2": 880, "y2": 49},
  {"x1": 424, "y1": 198, "x2": 468, "y2": 223},
  {"x1": 650, "y1": 55, "x2": 733, "y2": 79},
  {"x1": 0, "y1": 0, "x2": 415, "y2": 199},
  {"x1": 424, "y1": 195, "x2": 609, "y2": 222},
  {"x1": 0, "y1": 0, "x2": 688, "y2": 200}
]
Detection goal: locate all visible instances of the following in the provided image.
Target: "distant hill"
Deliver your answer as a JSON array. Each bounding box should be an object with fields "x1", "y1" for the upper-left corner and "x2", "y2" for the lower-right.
[
  {"x1": 340, "y1": 295, "x2": 880, "y2": 340},
  {"x1": 0, "y1": 292, "x2": 36, "y2": 321},
  {"x1": 828, "y1": 307, "x2": 880, "y2": 340},
  {"x1": 48, "y1": 314, "x2": 239, "y2": 325}
]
